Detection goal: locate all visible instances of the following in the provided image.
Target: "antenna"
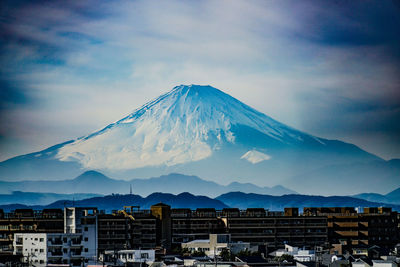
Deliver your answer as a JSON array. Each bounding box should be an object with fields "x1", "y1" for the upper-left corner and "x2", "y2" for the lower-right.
[{"x1": 130, "y1": 184, "x2": 132, "y2": 195}]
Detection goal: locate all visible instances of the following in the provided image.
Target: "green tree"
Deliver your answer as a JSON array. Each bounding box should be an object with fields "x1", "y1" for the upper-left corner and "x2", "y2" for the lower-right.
[
  {"x1": 236, "y1": 249, "x2": 261, "y2": 257},
  {"x1": 219, "y1": 248, "x2": 231, "y2": 261},
  {"x1": 171, "y1": 246, "x2": 190, "y2": 256},
  {"x1": 274, "y1": 254, "x2": 294, "y2": 262},
  {"x1": 191, "y1": 250, "x2": 206, "y2": 257}
]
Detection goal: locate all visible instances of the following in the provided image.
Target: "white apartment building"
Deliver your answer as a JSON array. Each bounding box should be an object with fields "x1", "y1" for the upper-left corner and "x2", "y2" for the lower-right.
[
  {"x1": 13, "y1": 207, "x2": 98, "y2": 267},
  {"x1": 14, "y1": 232, "x2": 96, "y2": 266}
]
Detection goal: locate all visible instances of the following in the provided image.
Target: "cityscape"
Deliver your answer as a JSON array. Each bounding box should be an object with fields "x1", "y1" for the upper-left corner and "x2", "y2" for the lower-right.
[
  {"x1": 1, "y1": 205, "x2": 399, "y2": 266},
  {"x1": 1, "y1": 0, "x2": 400, "y2": 267}
]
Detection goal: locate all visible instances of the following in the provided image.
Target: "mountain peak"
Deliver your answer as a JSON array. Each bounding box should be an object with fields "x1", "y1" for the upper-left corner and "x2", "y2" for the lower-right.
[
  {"x1": 171, "y1": 84, "x2": 216, "y2": 92},
  {"x1": 56, "y1": 84, "x2": 300, "y2": 170},
  {"x1": 170, "y1": 84, "x2": 227, "y2": 99},
  {"x1": 74, "y1": 170, "x2": 111, "y2": 182}
]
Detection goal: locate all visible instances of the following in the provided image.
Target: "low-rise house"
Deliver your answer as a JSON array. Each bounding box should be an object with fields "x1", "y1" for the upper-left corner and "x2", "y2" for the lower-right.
[
  {"x1": 100, "y1": 249, "x2": 155, "y2": 265},
  {"x1": 352, "y1": 258, "x2": 373, "y2": 267},
  {"x1": 270, "y1": 245, "x2": 315, "y2": 262},
  {"x1": 181, "y1": 234, "x2": 253, "y2": 258},
  {"x1": 372, "y1": 260, "x2": 396, "y2": 267},
  {"x1": 117, "y1": 249, "x2": 155, "y2": 265}
]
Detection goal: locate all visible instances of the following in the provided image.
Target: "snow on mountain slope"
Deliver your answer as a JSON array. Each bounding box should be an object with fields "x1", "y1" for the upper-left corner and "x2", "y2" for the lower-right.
[
  {"x1": 241, "y1": 150, "x2": 271, "y2": 164},
  {"x1": 56, "y1": 85, "x2": 321, "y2": 170}
]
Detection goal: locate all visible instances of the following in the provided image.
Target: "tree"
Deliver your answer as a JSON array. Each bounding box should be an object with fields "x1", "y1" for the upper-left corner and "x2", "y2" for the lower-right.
[
  {"x1": 274, "y1": 254, "x2": 294, "y2": 262},
  {"x1": 236, "y1": 249, "x2": 261, "y2": 257},
  {"x1": 191, "y1": 250, "x2": 206, "y2": 257},
  {"x1": 219, "y1": 248, "x2": 231, "y2": 261},
  {"x1": 171, "y1": 246, "x2": 190, "y2": 256}
]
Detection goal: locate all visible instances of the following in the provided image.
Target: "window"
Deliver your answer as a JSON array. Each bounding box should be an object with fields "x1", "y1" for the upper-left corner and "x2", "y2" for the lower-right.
[
  {"x1": 128, "y1": 254, "x2": 133, "y2": 259},
  {"x1": 84, "y1": 227, "x2": 88, "y2": 231},
  {"x1": 40, "y1": 238, "x2": 44, "y2": 242},
  {"x1": 34, "y1": 238, "x2": 38, "y2": 241},
  {"x1": 84, "y1": 237, "x2": 88, "y2": 242},
  {"x1": 84, "y1": 248, "x2": 88, "y2": 252},
  {"x1": 141, "y1": 253, "x2": 149, "y2": 259},
  {"x1": 40, "y1": 249, "x2": 44, "y2": 253}
]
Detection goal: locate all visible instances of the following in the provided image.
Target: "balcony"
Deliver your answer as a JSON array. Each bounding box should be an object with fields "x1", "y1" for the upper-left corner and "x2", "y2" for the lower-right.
[
  {"x1": 1, "y1": 237, "x2": 11, "y2": 242},
  {"x1": 334, "y1": 222, "x2": 359, "y2": 228},
  {"x1": 71, "y1": 251, "x2": 82, "y2": 257},
  {"x1": 48, "y1": 251, "x2": 63, "y2": 257},
  {"x1": 99, "y1": 225, "x2": 126, "y2": 230},
  {"x1": 70, "y1": 239, "x2": 82, "y2": 246},
  {"x1": 98, "y1": 234, "x2": 126, "y2": 239},
  {"x1": 276, "y1": 232, "x2": 290, "y2": 236},
  {"x1": 335, "y1": 230, "x2": 359, "y2": 237},
  {"x1": 49, "y1": 239, "x2": 63, "y2": 245}
]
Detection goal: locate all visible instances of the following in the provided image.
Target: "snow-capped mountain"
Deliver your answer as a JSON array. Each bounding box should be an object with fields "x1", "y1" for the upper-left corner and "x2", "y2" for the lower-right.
[
  {"x1": 1, "y1": 84, "x2": 397, "y2": 195},
  {"x1": 56, "y1": 84, "x2": 324, "y2": 170}
]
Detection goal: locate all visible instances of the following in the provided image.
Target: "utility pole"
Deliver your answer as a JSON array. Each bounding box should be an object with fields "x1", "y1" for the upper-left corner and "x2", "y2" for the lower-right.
[{"x1": 214, "y1": 246, "x2": 217, "y2": 267}]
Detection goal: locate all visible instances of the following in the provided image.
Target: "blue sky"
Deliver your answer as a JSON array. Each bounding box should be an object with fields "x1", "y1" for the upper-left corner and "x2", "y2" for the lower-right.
[{"x1": 0, "y1": 0, "x2": 399, "y2": 161}]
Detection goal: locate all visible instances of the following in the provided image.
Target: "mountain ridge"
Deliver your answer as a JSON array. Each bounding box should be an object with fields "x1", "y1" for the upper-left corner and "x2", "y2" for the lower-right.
[
  {"x1": 0, "y1": 84, "x2": 396, "y2": 195},
  {"x1": 216, "y1": 192, "x2": 400, "y2": 211},
  {"x1": 0, "y1": 192, "x2": 228, "y2": 212},
  {"x1": 353, "y1": 186, "x2": 400, "y2": 205},
  {"x1": 1, "y1": 191, "x2": 399, "y2": 213},
  {"x1": 0, "y1": 171, "x2": 296, "y2": 197}
]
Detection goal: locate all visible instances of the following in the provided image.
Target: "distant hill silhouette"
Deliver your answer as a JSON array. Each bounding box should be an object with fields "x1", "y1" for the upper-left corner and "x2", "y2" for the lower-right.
[
  {"x1": 0, "y1": 192, "x2": 228, "y2": 212},
  {"x1": 216, "y1": 192, "x2": 400, "y2": 211},
  {"x1": 354, "y1": 185, "x2": 400, "y2": 205},
  {"x1": 1, "y1": 191, "x2": 400, "y2": 213},
  {"x1": 0, "y1": 170, "x2": 296, "y2": 197},
  {"x1": 0, "y1": 191, "x2": 101, "y2": 206}
]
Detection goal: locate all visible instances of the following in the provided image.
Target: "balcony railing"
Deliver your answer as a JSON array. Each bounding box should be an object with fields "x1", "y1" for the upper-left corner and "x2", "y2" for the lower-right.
[
  {"x1": 49, "y1": 239, "x2": 63, "y2": 245},
  {"x1": 98, "y1": 234, "x2": 126, "y2": 239},
  {"x1": 48, "y1": 251, "x2": 63, "y2": 256},
  {"x1": 71, "y1": 239, "x2": 82, "y2": 245},
  {"x1": 71, "y1": 251, "x2": 82, "y2": 256}
]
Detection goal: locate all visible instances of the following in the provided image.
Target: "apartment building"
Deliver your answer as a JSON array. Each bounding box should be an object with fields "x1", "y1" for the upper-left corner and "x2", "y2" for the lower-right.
[
  {"x1": 0, "y1": 209, "x2": 64, "y2": 253},
  {"x1": 13, "y1": 232, "x2": 96, "y2": 266},
  {"x1": 169, "y1": 207, "x2": 328, "y2": 252},
  {"x1": 303, "y1": 207, "x2": 399, "y2": 253},
  {"x1": 221, "y1": 208, "x2": 328, "y2": 251},
  {"x1": 171, "y1": 208, "x2": 226, "y2": 246},
  {"x1": 97, "y1": 206, "x2": 157, "y2": 253}
]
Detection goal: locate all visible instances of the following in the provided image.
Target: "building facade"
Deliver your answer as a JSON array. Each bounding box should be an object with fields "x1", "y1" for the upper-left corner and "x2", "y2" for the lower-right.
[
  {"x1": 13, "y1": 232, "x2": 96, "y2": 266},
  {"x1": 0, "y1": 209, "x2": 64, "y2": 254},
  {"x1": 303, "y1": 207, "x2": 399, "y2": 253}
]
